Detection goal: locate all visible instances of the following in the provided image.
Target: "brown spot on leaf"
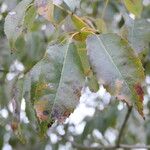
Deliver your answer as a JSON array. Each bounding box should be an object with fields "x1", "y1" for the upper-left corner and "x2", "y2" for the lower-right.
[
  {"x1": 36, "y1": 83, "x2": 48, "y2": 94},
  {"x1": 84, "y1": 69, "x2": 92, "y2": 76},
  {"x1": 34, "y1": 100, "x2": 49, "y2": 121},
  {"x1": 43, "y1": 110, "x2": 50, "y2": 116},
  {"x1": 63, "y1": 110, "x2": 71, "y2": 118},
  {"x1": 134, "y1": 84, "x2": 144, "y2": 102},
  {"x1": 47, "y1": 119, "x2": 55, "y2": 128},
  {"x1": 123, "y1": 62, "x2": 127, "y2": 65},
  {"x1": 58, "y1": 110, "x2": 71, "y2": 123},
  {"x1": 134, "y1": 84, "x2": 145, "y2": 119},
  {"x1": 115, "y1": 80, "x2": 123, "y2": 95},
  {"x1": 73, "y1": 87, "x2": 82, "y2": 99},
  {"x1": 11, "y1": 121, "x2": 19, "y2": 131}
]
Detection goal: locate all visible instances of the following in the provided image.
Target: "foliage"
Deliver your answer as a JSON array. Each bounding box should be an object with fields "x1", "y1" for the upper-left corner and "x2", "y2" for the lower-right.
[{"x1": 0, "y1": 0, "x2": 150, "y2": 149}]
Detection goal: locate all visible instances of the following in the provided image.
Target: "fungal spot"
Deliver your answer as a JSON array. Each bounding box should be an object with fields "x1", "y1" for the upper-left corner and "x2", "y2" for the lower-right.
[
  {"x1": 73, "y1": 87, "x2": 81, "y2": 99},
  {"x1": 84, "y1": 69, "x2": 92, "y2": 76},
  {"x1": 43, "y1": 110, "x2": 50, "y2": 116},
  {"x1": 34, "y1": 100, "x2": 49, "y2": 121},
  {"x1": 63, "y1": 110, "x2": 71, "y2": 118},
  {"x1": 47, "y1": 119, "x2": 55, "y2": 128},
  {"x1": 123, "y1": 62, "x2": 127, "y2": 65}
]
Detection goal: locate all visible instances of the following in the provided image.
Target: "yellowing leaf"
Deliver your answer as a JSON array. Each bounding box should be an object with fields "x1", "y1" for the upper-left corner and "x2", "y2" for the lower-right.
[
  {"x1": 86, "y1": 33, "x2": 145, "y2": 117},
  {"x1": 71, "y1": 14, "x2": 89, "y2": 30},
  {"x1": 123, "y1": 0, "x2": 143, "y2": 18},
  {"x1": 72, "y1": 27, "x2": 96, "y2": 41},
  {"x1": 72, "y1": 31, "x2": 94, "y2": 42}
]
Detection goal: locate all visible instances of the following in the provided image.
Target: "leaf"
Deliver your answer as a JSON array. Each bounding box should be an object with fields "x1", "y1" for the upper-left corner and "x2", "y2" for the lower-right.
[
  {"x1": 15, "y1": 32, "x2": 47, "y2": 67},
  {"x1": 23, "y1": 42, "x2": 85, "y2": 124},
  {"x1": 24, "y1": 4, "x2": 37, "y2": 31},
  {"x1": 121, "y1": 19, "x2": 150, "y2": 53},
  {"x1": 4, "y1": 0, "x2": 33, "y2": 51},
  {"x1": 53, "y1": 4, "x2": 68, "y2": 24},
  {"x1": 86, "y1": 33, "x2": 145, "y2": 117},
  {"x1": 123, "y1": 0, "x2": 143, "y2": 18},
  {"x1": 64, "y1": 0, "x2": 80, "y2": 11}
]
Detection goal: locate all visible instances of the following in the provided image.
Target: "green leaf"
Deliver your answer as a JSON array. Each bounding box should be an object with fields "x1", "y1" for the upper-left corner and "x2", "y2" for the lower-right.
[
  {"x1": 121, "y1": 19, "x2": 150, "y2": 53},
  {"x1": 14, "y1": 32, "x2": 47, "y2": 69},
  {"x1": 4, "y1": 0, "x2": 33, "y2": 51},
  {"x1": 24, "y1": 4, "x2": 37, "y2": 31},
  {"x1": 123, "y1": 0, "x2": 143, "y2": 18},
  {"x1": 86, "y1": 33, "x2": 145, "y2": 117},
  {"x1": 24, "y1": 42, "x2": 85, "y2": 124}
]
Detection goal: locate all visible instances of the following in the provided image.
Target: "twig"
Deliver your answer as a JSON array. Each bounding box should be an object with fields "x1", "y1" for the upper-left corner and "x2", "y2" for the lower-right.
[
  {"x1": 71, "y1": 141, "x2": 150, "y2": 150},
  {"x1": 120, "y1": 144, "x2": 150, "y2": 149},
  {"x1": 116, "y1": 106, "x2": 132, "y2": 147},
  {"x1": 71, "y1": 141, "x2": 116, "y2": 150}
]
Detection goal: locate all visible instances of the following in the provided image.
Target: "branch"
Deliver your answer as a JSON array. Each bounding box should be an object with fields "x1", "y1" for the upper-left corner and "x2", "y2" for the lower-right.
[
  {"x1": 120, "y1": 144, "x2": 150, "y2": 149},
  {"x1": 116, "y1": 106, "x2": 132, "y2": 147},
  {"x1": 71, "y1": 141, "x2": 150, "y2": 150},
  {"x1": 71, "y1": 141, "x2": 116, "y2": 150}
]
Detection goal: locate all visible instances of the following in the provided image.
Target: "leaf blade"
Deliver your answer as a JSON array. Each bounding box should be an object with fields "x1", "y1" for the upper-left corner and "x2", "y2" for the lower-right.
[
  {"x1": 123, "y1": 0, "x2": 143, "y2": 18},
  {"x1": 86, "y1": 33, "x2": 145, "y2": 116},
  {"x1": 24, "y1": 42, "x2": 85, "y2": 124},
  {"x1": 4, "y1": 0, "x2": 33, "y2": 50}
]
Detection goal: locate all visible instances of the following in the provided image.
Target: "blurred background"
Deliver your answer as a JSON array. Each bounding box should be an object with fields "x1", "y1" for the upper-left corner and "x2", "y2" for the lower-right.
[{"x1": 0, "y1": 0, "x2": 150, "y2": 149}]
